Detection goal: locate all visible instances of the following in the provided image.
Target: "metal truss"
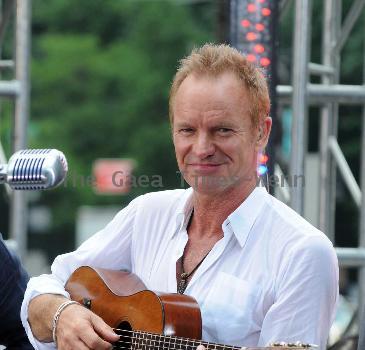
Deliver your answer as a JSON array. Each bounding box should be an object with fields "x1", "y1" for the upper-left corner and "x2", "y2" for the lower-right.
[
  {"x1": 276, "y1": 0, "x2": 365, "y2": 316},
  {"x1": 0, "y1": 0, "x2": 31, "y2": 258}
]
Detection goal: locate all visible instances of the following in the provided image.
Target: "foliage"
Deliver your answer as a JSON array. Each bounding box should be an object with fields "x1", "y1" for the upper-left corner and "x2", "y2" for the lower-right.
[{"x1": 25, "y1": 0, "x2": 214, "y2": 259}]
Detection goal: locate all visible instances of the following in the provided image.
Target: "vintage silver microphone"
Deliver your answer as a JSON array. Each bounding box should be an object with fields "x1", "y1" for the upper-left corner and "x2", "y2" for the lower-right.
[{"x1": 0, "y1": 149, "x2": 68, "y2": 190}]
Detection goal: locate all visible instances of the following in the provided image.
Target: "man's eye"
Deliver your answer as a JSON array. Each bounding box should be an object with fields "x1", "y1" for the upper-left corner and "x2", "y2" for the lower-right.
[
  {"x1": 217, "y1": 128, "x2": 232, "y2": 134},
  {"x1": 179, "y1": 128, "x2": 194, "y2": 134}
]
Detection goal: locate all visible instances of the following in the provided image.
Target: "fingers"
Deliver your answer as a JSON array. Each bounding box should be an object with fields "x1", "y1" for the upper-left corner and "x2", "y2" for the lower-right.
[
  {"x1": 61, "y1": 325, "x2": 112, "y2": 350},
  {"x1": 79, "y1": 326, "x2": 114, "y2": 350},
  {"x1": 56, "y1": 321, "x2": 92, "y2": 350},
  {"x1": 91, "y1": 313, "x2": 120, "y2": 343},
  {"x1": 197, "y1": 345, "x2": 206, "y2": 350},
  {"x1": 56, "y1": 303, "x2": 117, "y2": 350}
]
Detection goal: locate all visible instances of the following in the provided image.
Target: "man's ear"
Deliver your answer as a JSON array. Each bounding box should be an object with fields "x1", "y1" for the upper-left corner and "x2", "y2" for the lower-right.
[{"x1": 255, "y1": 116, "x2": 272, "y2": 150}]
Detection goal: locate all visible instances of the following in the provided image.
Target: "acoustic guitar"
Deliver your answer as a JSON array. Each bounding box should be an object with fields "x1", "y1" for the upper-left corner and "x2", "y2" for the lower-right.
[{"x1": 65, "y1": 266, "x2": 316, "y2": 350}]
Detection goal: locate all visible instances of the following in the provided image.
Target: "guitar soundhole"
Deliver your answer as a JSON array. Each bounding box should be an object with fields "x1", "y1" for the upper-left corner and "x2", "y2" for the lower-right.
[{"x1": 114, "y1": 321, "x2": 132, "y2": 350}]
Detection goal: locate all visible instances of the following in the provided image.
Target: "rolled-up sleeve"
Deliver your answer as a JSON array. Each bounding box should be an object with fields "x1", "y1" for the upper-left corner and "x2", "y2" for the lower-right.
[{"x1": 21, "y1": 195, "x2": 143, "y2": 349}]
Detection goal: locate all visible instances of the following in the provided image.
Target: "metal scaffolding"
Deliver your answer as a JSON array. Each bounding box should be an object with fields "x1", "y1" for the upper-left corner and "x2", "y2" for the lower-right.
[
  {"x1": 0, "y1": 0, "x2": 31, "y2": 259},
  {"x1": 277, "y1": 0, "x2": 365, "y2": 316}
]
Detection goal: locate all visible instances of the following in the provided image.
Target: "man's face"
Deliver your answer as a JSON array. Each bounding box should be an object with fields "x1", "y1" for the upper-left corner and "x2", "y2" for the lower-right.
[{"x1": 172, "y1": 71, "x2": 264, "y2": 195}]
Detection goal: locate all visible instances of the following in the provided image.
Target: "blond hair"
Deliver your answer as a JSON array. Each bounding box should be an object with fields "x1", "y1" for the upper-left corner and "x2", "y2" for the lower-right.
[{"x1": 169, "y1": 43, "x2": 270, "y2": 129}]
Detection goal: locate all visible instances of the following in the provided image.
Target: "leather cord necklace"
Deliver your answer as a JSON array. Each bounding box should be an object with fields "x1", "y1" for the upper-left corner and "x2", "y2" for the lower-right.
[{"x1": 177, "y1": 248, "x2": 211, "y2": 294}]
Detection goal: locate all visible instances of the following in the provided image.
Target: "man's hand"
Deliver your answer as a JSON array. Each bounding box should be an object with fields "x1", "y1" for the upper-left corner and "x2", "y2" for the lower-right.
[
  {"x1": 55, "y1": 302, "x2": 119, "y2": 349},
  {"x1": 28, "y1": 294, "x2": 119, "y2": 349}
]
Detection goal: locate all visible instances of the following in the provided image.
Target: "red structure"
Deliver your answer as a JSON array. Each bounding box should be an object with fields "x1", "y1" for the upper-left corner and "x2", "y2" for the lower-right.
[
  {"x1": 230, "y1": 0, "x2": 278, "y2": 191},
  {"x1": 230, "y1": 0, "x2": 276, "y2": 71}
]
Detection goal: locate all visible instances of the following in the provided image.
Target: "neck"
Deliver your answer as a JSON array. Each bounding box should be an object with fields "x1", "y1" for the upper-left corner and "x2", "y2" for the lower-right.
[
  {"x1": 122, "y1": 329, "x2": 242, "y2": 350},
  {"x1": 115, "y1": 328, "x2": 306, "y2": 350},
  {"x1": 190, "y1": 180, "x2": 257, "y2": 239}
]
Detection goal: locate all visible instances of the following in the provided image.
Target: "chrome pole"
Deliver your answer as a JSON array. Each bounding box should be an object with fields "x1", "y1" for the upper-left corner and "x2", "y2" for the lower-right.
[
  {"x1": 290, "y1": 0, "x2": 312, "y2": 214},
  {"x1": 9, "y1": 0, "x2": 31, "y2": 259}
]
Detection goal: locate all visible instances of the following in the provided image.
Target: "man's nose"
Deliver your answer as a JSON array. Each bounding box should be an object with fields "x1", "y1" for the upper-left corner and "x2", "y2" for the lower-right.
[{"x1": 193, "y1": 132, "x2": 215, "y2": 159}]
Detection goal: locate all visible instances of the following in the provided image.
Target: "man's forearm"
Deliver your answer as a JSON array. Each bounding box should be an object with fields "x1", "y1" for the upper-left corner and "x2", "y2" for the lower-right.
[{"x1": 28, "y1": 293, "x2": 69, "y2": 342}]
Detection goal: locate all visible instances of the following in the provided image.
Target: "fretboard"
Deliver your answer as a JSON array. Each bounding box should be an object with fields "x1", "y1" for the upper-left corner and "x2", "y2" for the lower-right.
[{"x1": 113, "y1": 329, "x2": 242, "y2": 350}]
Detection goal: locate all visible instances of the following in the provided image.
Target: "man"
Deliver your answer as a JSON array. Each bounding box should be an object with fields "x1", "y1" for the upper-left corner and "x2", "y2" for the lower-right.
[
  {"x1": 0, "y1": 235, "x2": 33, "y2": 349},
  {"x1": 21, "y1": 44, "x2": 338, "y2": 350}
]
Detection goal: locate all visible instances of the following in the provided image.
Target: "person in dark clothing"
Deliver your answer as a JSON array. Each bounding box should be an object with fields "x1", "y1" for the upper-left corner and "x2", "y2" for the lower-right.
[{"x1": 0, "y1": 234, "x2": 33, "y2": 349}]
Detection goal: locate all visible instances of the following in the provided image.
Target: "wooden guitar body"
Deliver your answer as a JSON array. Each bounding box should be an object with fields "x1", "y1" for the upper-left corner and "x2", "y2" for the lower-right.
[{"x1": 65, "y1": 266, "x2": 202, "y2": 340}]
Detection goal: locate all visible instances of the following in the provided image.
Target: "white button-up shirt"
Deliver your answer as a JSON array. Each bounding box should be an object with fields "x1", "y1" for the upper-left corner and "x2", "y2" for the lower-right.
[{"x1": 21, "y1": 187, "x2": 338, "y2": 350}]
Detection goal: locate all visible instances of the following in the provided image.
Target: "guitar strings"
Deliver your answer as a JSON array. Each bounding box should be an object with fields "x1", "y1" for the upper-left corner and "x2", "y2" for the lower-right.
[
  {"x1": 110, "y1": 332, "x2": 237, "y2": 350},
  {"x1": 111, "y1": 330, "x2": 214, "y2": 347},
  {"x1": 112, "y1": 335, "x2": 207, "y2": 348},
  {"x1": 110, "y1": 341, "x2": 296, "y2": 350},
  {"x1": 112, "y1": 329, "x2": 202, "y2": 344},
  {"x1": 112, "y1": 328, "x2": 212, "y2": 344},
  {"x1": 111, "y1": 337, "x2": 306, "y2": 350},
  {"x1": 111, "y1": 329, "x2": 238, "y2": 350},
  {"x1": 111, "y1": 341, "x2": 216, "y2": 350},
  {"x1": 112, "y1": 343, "x2": 303, "y2": 350},
  {"x1": 109, "y1": 329, "x2": 306, "y2": 350},
  {"x1": 112, "y1": 336, "x2": 207, "y2": 347},
  {"x1": 111, "y1": 339, "x2": 208, "y2": 350},
  {"x1": 112, "y1": 336, "x2": 206, "y2": 346},
  {"x1": 111, "y1": 331, "x2": 210, "y2": 348},
  {"x1": 111, "y1": 345, "x2": 206, "y2": 350}
]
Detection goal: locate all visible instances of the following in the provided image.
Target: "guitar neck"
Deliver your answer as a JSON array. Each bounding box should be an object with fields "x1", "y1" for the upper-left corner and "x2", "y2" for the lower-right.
[
  {"x1": 115, "y1": 329, "x2": 241, "y2": 350},
  {"x1": 114, "y1": 329, "x2": 312, "y2": 350}
]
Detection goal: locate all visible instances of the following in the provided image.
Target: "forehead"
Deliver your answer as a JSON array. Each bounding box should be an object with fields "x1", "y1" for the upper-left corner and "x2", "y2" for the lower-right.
[{"x1": 172, "y1": 72, "x2": 250, "y2": 120}]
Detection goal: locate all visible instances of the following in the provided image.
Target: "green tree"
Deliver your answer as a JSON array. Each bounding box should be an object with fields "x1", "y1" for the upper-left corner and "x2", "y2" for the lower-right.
[{"x1": 26, "y1": 0, "x2": 215, "y2": 260}]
